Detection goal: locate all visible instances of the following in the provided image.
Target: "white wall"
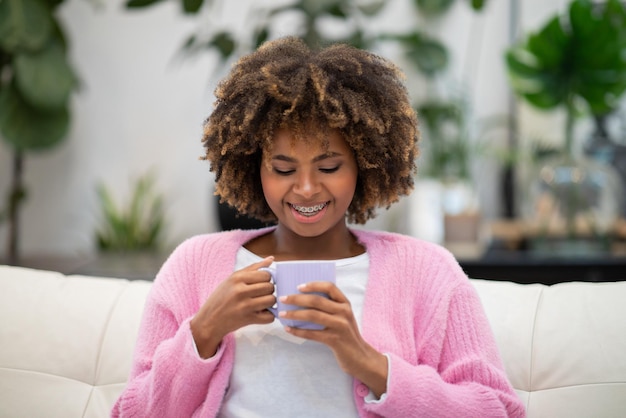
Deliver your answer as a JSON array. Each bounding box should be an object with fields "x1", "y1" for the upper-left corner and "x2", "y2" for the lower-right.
[{"x1": 0, "y1": 0, "x2": 565, "y2": 257}]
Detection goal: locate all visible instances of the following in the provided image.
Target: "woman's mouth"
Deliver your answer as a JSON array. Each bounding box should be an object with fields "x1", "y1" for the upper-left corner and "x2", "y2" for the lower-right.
[{"x1": 290, "y1": 202, "x2": 328, "y2": 216}]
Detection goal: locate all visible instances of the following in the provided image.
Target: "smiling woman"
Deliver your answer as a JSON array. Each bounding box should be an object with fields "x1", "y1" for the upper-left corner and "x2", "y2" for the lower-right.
[{"x1": 112, "y1": 37, "x2": 525, "y2": 418}]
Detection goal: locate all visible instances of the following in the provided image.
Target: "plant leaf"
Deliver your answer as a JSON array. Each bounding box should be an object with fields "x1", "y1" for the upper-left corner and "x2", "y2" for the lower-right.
[
  {"x1": 469, "y1": 0, "x2": 487, "y2": 11},
  {"x1": 298, "y1": 0, "x2": 347, "y2": 17},
  {"x1": 210, "y1": 31, "x2": 236, "y2": 58},
  {"x1": 527, "y1": 16, "x2": 568, "y2": 71},
  {"x1": 505, "y1": 48, "x2": 543, "y2": 78},
  {"x1": 0, "y1": 83, "x2": 69, "y2": 151},
  {"x1": 182, "y1": 0, "x2": 203, "y2": 14},
  {"x1": 254, "y1": 28, "x2": 269, "y2": 49},
  {"x1": 14, "y1": 40, "x2": 77, "y2": 110},
  {"x1": 569, "y1": 0, "x2": 595, "y2": 40},
  {"x1": 399, "y1": 32, "x2": 448, "y2": 76},
  {"x1": 522, "y1": 88, "x2": 566, "y2": 110},
  {"x1": 357, "y1": 0, "x2": 386, "y2": 16},
  {"x1": 414, "y1": 0, "x2": 455, "y2": 17},
  {"x1": 95, "y1": 173, "x2": 166, "y2": 251},
  {"x1": 125, "y1": 0, "x2": 167, "y2": 8},
  {"x1": 0, "y1": 0, "x2": 52, "y2": 52},
  {"x1": 505, "y1": 0, "x2": 626, "y2": 116}
]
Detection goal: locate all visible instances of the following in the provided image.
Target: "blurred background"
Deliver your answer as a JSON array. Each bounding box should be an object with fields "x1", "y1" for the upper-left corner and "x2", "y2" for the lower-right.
[{"x1": 1, "y1": 0, "x2": 625, "y2": 281}]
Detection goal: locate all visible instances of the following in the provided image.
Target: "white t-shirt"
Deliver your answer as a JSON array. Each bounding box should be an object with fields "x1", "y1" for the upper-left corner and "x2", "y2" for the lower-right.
[{"x1": 217, "y1": 247, "x2": 370, "y2": 418}]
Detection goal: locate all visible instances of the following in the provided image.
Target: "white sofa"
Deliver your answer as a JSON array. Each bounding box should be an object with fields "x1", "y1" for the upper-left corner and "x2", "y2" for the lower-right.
[{"x1": 1, "y1": 265, "x2": 625, "y2": 418}]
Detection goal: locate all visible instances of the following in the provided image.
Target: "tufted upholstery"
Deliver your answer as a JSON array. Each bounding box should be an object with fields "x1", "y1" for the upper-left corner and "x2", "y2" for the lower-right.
[
  {"x1": 0, "y1": 266, "x2": 151, "y2": 418},
  {"x1": 1, "y1": 265, "x2": 625, "y2": 417},
  {"x1": 473, "y1": 279, "x2": 626, "y2": 417}
]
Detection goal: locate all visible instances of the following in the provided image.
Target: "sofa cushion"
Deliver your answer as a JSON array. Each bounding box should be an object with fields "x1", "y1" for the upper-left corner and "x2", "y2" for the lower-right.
[
  {"x1": 0, "y1": 266, "x2": 151, "y2": 418},
  {"x1": 472, "y1": 279, "x2": 626, "y2": 417}
]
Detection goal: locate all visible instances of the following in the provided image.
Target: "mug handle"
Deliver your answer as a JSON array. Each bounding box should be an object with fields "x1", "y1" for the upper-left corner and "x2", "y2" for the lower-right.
[{"x1": 259, "y1": 267, "x2": 278, "y2": 317}]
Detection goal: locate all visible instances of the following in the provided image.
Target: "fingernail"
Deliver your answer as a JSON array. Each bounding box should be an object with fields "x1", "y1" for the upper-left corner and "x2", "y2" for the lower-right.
[
  {"x1": 278, "y1": 311, "x2": 286, "y2": 317},
  {"x1": 279, "y1": 296, "x2": 287, "y2": 302},
  {"x1": 297, "y1": 284, "x2": 306, "y2": 290}
]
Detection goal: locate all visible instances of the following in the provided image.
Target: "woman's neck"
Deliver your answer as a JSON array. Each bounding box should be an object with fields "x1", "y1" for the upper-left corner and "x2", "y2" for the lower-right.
[{"x1": 245, "y1": 223, "x2": 365, "y2": 261}]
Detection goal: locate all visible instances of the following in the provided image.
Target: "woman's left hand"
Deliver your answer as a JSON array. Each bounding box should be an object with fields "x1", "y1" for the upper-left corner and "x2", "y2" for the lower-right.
[{"x1": 279, "y1": 282, "x2": 388, "y2": 398}]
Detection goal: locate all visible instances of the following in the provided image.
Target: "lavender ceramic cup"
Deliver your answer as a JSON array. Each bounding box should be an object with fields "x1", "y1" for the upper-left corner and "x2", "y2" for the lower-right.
[{"x1": 261, "y1": 260, "x2": 336, "y2": 330}]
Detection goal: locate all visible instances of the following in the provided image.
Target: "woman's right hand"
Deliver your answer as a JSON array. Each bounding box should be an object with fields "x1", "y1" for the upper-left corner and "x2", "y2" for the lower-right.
[{"x1": 190, "y1": 256, "x2": 276, "y2": 358}]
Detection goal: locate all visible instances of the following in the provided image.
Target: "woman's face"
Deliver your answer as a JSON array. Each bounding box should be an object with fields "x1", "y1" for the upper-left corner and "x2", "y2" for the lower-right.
[{"x1": 260, "y1": 127, "x2": 358, "y2": 238}]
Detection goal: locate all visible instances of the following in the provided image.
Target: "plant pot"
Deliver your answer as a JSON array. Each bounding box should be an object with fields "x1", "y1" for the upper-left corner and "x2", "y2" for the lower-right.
[
  {"x1": 407, "y1": 178, "x2": 481, "y2": 244},
  {"x1": 522, "y1": 154, "x2": 623, "y2": 256}
]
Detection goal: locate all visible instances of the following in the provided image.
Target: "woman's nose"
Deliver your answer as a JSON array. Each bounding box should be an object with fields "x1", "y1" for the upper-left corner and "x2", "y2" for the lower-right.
[{"x1": 293, "y1": 170, "x2": 320, "y2": 197}]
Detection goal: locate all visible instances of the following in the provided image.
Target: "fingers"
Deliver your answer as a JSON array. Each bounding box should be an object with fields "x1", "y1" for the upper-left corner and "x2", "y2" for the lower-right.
[
  {"x1": 277, "y1": 283, "x2": 350, "y2": 326},
  {"x1": 246, "y1": 255, "x2": 274, "y2": 271},
  {"x1": 231, "y1": 256, "x2": 274, "y2": 285},
  {"x1": 295, "y1": 281, "x2": 347, "y2": 304}
]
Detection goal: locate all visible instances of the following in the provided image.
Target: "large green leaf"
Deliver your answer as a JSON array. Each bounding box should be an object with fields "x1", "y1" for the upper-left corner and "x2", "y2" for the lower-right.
[
  {"x1": 505, "y1": 0, "x2": 626, "y2": 116},
  {"x1": 505, "y1": 48, "x2": 542, "y2": 77},
  {"x1": 523, "y1": 87, "x2": 567, "y2": 110},
  {"x1": 14, "y1": 41, "x2": 77, "y2": 110},
  {"x1": 569, "y1": 0, "x2": 595, "y2": 40},
  {"x1": 0, "y1": 83, "x2": 70, "y2": 151},
  {"x1": 526, "y1": 17, "x2": 569, "y2": 71},
  {"x1": 0, "y1": 0, "x2": 52, "y2": 52}
]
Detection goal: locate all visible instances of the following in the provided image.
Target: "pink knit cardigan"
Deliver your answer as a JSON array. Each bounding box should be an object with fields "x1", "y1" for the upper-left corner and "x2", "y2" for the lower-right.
[{"x1": 112, "y1": 227, "x2": 525, "y2": 417}]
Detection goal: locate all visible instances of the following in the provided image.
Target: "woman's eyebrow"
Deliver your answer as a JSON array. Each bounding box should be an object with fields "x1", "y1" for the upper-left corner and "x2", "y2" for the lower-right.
[{"x1": 271, "y1": 152, "x2": 342, "y2": 163}]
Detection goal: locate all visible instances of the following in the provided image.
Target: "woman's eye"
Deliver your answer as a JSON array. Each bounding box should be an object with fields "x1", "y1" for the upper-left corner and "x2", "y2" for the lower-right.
[
  {"x1": 273, "y1": 168, "x2": 294, "y2": 176},
  {"x1": 320, "y1": 166, "x2": 340, "y2": 174}
]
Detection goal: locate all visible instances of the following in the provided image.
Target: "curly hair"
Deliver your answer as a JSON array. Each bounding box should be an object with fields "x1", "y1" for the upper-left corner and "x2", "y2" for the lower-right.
[{"x1": 201, "y1": 36, "x2": 419, "y2": 225}]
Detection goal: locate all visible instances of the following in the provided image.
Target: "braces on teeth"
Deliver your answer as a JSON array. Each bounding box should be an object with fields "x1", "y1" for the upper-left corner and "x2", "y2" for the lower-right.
[{"x1": 292, "y1": 203, "x2": 326, "y2": 213}]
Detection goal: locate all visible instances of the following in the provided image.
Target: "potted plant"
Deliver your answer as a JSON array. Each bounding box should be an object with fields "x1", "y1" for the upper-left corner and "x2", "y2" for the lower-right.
[
  {"x1": 505, "y1": 0, "x2": 626, "y2": 254},
  {"x1": 0, "y1": 0, "x2": 79, "y2": 265},
  {"x1": 90, "y1": 171, "x2": 169, "y2": 279}
]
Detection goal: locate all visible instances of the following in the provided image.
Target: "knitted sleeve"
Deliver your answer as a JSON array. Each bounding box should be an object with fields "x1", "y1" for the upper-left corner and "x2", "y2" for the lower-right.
[
  {"x1": 375, "y1": 283, "x2": 524, "y2": 417},
  {"x1": 111, "y1": 235, "x2": 236, "y2": 418},
  {"x1": 355, "y1": 232, "x2": 526, "y2": 417}
]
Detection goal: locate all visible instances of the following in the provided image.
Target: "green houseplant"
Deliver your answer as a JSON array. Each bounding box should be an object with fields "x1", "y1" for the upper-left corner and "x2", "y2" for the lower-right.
[
  {"x1": 95, "y1": 172, "x2": 166, "y2": 252},
  {"x1": 505, "y1": 0, "x2": 626, "y2": 251},
  {"x1": 0, "y1": 0, "x2": 79, "y2": 264}
]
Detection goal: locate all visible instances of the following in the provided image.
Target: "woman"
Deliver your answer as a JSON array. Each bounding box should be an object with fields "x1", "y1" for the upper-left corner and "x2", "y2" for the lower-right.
[{"x1": 112, "y1": 36, "x2": 525, "y2": 417}]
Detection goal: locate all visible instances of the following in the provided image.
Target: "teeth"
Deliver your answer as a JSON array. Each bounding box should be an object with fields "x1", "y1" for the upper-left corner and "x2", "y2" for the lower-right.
[{"x1": 292, "y1": 203, "x2": 327, "y2": 214}]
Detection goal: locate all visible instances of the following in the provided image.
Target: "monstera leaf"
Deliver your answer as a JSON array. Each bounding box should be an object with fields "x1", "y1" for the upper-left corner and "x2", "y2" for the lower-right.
[{"x1": 506, "y1": 0, "x2": 626, "y2": 117}]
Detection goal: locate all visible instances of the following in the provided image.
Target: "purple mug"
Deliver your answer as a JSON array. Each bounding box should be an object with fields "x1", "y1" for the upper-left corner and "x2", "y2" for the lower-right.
[{"x1": 261, "y1": 260, "x2": 336, "y2": 330}]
